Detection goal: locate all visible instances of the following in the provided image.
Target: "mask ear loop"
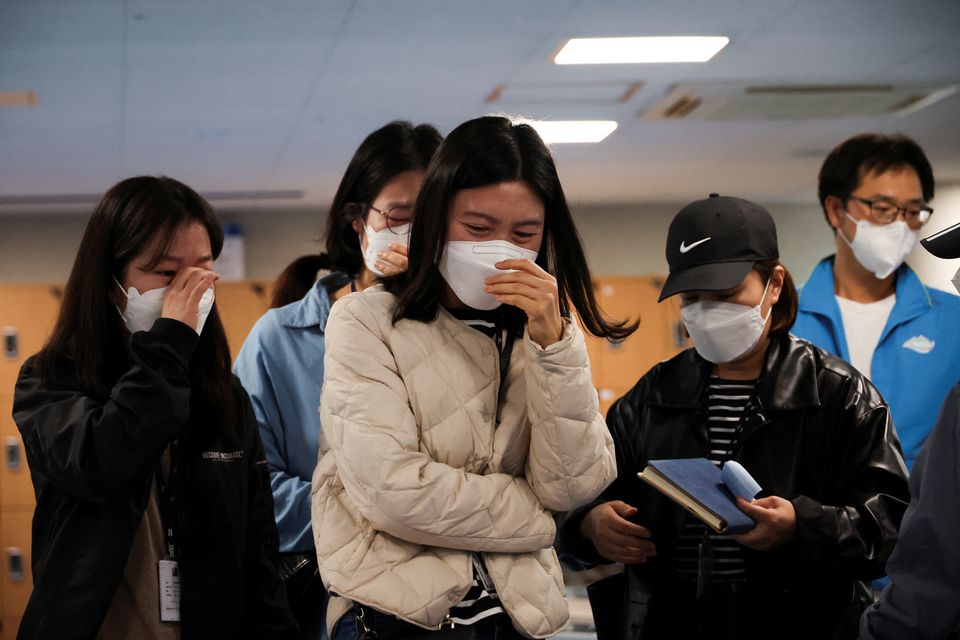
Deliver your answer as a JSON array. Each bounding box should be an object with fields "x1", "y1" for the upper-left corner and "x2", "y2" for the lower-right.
[
  {"x1": 838, "y1": 211, "x2": 861, "y2": 247},
  {"x1": 757, "y1": 277, "x2": 773, "y2": 325},
  {"x1": 112, "y1": 277, "x2": 131, "y2": 323},
  {"x1": 113, "y1": 277, "x2": 132, "y2": 299}
]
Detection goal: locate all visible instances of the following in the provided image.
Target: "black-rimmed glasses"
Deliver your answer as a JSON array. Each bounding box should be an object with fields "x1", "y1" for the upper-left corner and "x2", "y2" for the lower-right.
[{"x1": 848, "y1": 195, "x2": 933, "y2": 228}]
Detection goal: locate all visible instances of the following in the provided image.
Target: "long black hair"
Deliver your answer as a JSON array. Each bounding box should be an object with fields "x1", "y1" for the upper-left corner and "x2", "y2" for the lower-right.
[
  {"x1": 37, "y1": 175, "x2": 237, "y2": 425},
  {"x1": 270, "y1": 120, "x2": 443, "y2": 307},
  {"x1": 387, "y1": 116, "x2": 637, "y2": 340}
]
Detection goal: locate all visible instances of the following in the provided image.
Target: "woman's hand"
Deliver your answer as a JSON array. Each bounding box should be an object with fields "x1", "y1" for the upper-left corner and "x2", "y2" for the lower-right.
[
  {"x1": 374, "y1": 242, "x2": 409, "y2": 277},
  {"x1": 731, "y1": 496, "x2": 797, "y2": 550},
  {"x1": 485, "y1": 259, "x2": 563, "y2": 348},
  {"x1": 580, "y1": 501, "x2": 657, "y2": 564},
  {"x1": 162, "y1": 267, "x2": 219, "y2": 330}
]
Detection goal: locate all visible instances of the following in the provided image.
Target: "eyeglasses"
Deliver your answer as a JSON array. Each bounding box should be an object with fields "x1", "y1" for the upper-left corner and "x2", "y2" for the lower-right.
[
  {"x1": 344, "y1": 202, "x2": 414, "y2": 235},
  {"x1": 848, "y1": 196, "x2": 933, "y2": 228}
]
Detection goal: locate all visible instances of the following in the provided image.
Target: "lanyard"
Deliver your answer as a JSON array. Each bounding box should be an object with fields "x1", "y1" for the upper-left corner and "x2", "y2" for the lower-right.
[{"x1": 156, "y1": 440, "x2": 180, "y2": 560}]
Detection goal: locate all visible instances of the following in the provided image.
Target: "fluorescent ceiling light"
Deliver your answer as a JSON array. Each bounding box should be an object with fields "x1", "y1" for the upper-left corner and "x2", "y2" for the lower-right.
[
  {"x1": 555, "y1": 37, "x2": 729, "y2": 64},
  {"x1": 518, "y1": 119, "x2": 618, "y2": 144}
]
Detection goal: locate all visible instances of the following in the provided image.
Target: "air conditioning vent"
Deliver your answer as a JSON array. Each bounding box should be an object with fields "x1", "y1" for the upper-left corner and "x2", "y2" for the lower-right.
[
  {"x1": 486, "y1": 81, "x2": 643, "y2": 106},
  {"x1": 640, "y1": 83, "x2": 957, "y2": 121}
]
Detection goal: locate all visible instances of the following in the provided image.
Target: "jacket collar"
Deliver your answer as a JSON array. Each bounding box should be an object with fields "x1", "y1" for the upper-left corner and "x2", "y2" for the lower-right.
[
  {"x1": 798, "y1": 256, "x2": 932, "y2": 349},
  {"x1": 640, "y1": 335, "x2": 820, "y2": 412},
  {"x1": 281, "y1": 271, "x2": 350, "y2": 331}
]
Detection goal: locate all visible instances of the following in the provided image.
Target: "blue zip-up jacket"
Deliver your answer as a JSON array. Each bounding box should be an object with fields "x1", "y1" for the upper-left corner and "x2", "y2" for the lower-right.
[
  {"x1": 234, "y1": 272, "x2": 348, "y2": 553},
  {"x1": 793, "y1": 257, "x2": 960, "y2": 469}
]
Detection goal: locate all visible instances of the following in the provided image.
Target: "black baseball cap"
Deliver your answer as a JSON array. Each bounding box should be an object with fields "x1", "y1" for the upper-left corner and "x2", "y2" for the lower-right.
[
  {"x1": 659, "y1": 194, "x2": 779, "y2": 301},
  {"x1": 921, "y1": 221, "x2": 960, "y2": 259}
]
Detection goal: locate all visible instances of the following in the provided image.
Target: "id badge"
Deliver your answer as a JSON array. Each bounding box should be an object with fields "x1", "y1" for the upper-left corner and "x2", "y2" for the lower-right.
[{"x1": 158, "y1": 559, "x2": 181, "y2": 622}]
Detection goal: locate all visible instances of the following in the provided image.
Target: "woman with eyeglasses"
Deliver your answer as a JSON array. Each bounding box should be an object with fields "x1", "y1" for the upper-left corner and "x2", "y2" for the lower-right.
[
  {"x1": 13, "y1": 176, "x2": 296, "y2": 638},
  {"x1": 313, "y1": 116, "x2": 635, "y2": 640},
  {"x1": 234, "y1": 121, "x2": 443, "y2": 638}
]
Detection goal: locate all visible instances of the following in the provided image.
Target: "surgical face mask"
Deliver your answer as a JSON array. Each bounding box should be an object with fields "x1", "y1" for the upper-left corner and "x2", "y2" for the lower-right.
[
  {"x1": 363, "y1": 223, "x2": 410, "y2": 277},
  {"x1": 680, "y1": 280, "x2": 772, "y2": 364},
  {"x1": 439, "y1": 240, "x2": 539, "y2": 310},
  {"x1": 114, "y1": 278, "x2": 215, "y2": 335},
  {"x1": 840, "y1": 213, "x2": 918, "y2": 280}
]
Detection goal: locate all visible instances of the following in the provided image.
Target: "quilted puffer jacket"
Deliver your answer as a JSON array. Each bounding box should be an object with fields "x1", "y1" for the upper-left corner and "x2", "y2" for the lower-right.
[{"x1": 311, "y1": 289, "x2": 616, "y2": 638}]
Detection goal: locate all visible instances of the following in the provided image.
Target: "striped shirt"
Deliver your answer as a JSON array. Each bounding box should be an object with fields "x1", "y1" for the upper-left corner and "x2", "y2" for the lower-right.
[
  {"x1": 444, "y1": 307, "x2": 507, "y2": 625},
  {"x1": 672, "y1": 376, "x2": 757, "y2": 583}
]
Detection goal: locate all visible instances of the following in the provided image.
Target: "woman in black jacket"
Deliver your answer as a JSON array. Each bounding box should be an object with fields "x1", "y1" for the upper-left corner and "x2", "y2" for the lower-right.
[
  {"x1": 559, "y1": 195, "x2": 910, "y2": 640},
  {"x1": 13, "y1": 176, "x2": 297, "y2": 639}
]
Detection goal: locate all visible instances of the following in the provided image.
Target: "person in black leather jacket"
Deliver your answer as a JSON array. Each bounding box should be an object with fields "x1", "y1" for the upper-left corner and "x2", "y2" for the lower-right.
[
  {"x1": 13, "y1": 176, "x2": 297, "y2": 639},
  {"x1": 559, "y1": 195, "x2": 909, "y2": 640}
]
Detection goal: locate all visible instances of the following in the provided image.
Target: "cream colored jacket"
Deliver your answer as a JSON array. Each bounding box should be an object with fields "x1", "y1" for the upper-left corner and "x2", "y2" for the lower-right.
[{"x1": 312, "y1": 289, "x2": 615, "y2": 638}]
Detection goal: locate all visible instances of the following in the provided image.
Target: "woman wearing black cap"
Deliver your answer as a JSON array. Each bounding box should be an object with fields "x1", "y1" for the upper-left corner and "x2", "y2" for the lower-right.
[{"x1": 558, "y1": 195, "x2": 910, "y2": 640}]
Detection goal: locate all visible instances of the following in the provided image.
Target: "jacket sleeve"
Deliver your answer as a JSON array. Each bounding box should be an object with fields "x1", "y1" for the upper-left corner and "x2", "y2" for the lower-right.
[
  {"x1": 239, "y1": 382, "x2": 299, "y2": 638},
  {"x1": 557, "y1": 390, "x2": 643, "y2": 568},
  {"x1": 13, "y1": 318, "x2": 197, "y2": 504},
  {"x1": 320, "y1": 296, "x2": 556, "y2": 553},
  {"x1": 522, "y1": 319, "x2": 617, "y2": 512},
  {"x1": 233, "y1": 322, "x2": 313, "y2": 552},
  {"x1": 860, "y1": 387, "x2": 960, "y2": 640},
  {"x1": 790, "y1": 386, "x2": 909, "y2": 579}
]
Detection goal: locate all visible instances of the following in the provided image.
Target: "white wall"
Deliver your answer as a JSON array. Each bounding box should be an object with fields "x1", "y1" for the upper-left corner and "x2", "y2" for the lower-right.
[
  {"x1": 6, "y1": 191, "x2": 958, "y2": 291},
  {"x1": 906, "y1": 187, "x2": 960, "y2": 294}
]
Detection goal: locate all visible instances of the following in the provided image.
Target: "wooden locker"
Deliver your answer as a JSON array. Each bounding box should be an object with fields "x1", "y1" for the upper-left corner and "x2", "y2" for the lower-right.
[
  {"x1": 592, "y1": 276, "x2": 689, "y2": 415},
  {"x1": 0, "y1": 506, "x2": 32, "y2": 636},
  {"x1": 0, "y1": 395, "x2": 32, "y2": 510},
  {"x1": 214, "y1": 281, "x2": 273, "y2": 360},
  {"x1": 0, "y1": 285, "x2": 62, "y2": 400}
]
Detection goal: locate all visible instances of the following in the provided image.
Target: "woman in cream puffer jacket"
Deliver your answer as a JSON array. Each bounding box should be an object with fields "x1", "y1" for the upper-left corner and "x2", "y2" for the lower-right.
[{"x1": 312, "y1": 116, "x2": 637, "y2": 639}]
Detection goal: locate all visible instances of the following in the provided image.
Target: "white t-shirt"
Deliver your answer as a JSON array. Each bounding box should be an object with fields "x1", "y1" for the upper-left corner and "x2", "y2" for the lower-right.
[{"x1": 836, "y1": 294, "x2": 896, "y2": 380}]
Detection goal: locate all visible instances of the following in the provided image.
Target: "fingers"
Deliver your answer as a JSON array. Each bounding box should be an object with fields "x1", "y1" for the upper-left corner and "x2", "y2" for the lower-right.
[
  {"x1": 494, "y1": 258, "x2": 554, "y2": 282},
  {"x1": 187, "y1": 271, "x2": 218, "y2": 305},
  {"x1": 736, "y1": 496, "x2": 762, "y2": 516},
  {"x1": 172, "y1": 267, "x2": 217, "y2": 293},
  {"x1": 608, "y1": 500, "x2": 638, "y2": 517},
  {"x1": 376, "y1": 244, "x2": 410, "y2": 274}
]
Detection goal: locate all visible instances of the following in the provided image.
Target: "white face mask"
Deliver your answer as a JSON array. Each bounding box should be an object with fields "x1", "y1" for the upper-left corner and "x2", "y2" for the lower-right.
[
  {"x1": 840, "y1": 213, "x2": 918, "y2": 280},
  {"x1": 363, "y1": 223, "x2": 410, "y2": 277},
  {"x1": 681, "y1": 280, "x2": 772, "y2": 364},
  {"x1": 114, "y1": 278, "x2": 215, "y2": 336},
  {"x1": 439, "y1": 240, "x2": 539, "y2": 310}
]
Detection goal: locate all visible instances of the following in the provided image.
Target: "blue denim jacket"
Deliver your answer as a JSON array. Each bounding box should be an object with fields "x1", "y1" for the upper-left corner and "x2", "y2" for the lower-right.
[
  {"x1": 793, "y1": 257, "x2": 960, "y2": 469},
  {"x1": 234, "y1": 272, "x2": 348, "y2": 553}
]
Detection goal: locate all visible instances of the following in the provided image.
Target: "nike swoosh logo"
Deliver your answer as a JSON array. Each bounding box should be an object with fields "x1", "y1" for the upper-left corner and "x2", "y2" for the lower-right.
[{"x1": 679, "y1": 237, "x2": 712, "y2": 253}]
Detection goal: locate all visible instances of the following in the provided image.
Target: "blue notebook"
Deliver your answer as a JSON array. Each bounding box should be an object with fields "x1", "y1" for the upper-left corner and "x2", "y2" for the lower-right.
[{"x1": 637, "y1": 458, "x2": 759, "y2": 534}]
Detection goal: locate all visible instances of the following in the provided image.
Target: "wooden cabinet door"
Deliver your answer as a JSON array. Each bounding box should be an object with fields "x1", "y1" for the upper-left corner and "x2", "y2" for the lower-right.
[
  {"x1": 214, "y1": 281, "x2": 273, "y2": 360},
  {"x1": 590, "y1": 276, "x2": 689, "y2": 415},
  {"x1": 0, "y1": 506, "x2": 33, "y2": 634}
]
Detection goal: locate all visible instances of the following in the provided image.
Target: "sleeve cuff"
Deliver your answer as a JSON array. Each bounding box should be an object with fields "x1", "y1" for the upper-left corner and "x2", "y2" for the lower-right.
[{"x1": 133, "y1": 317, "x2": 201, "y2": 369}]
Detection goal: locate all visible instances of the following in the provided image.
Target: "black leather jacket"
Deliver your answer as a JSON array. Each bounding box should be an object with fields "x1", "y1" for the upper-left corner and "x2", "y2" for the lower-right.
[
  {"x1": 559, "y1": 334, "x2": 910, "y2": 640},
  {"x1": 13, "y1": 319, "x2": 297, "y2": 639}
]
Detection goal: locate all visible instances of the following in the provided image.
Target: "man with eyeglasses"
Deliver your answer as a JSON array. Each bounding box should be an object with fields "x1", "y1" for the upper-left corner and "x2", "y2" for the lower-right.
[{"x1": 793, "y1": 133, "x2": 960, "y2": 473}]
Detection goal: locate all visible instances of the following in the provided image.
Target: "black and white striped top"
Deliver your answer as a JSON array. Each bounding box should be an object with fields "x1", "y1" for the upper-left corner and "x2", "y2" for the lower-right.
[
  {"x1": 671, "y1": 376, "x2": 757, "y2": 583},
  {"x1": 444, "y1": 307, "x2": 507, "y2": 624}
]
